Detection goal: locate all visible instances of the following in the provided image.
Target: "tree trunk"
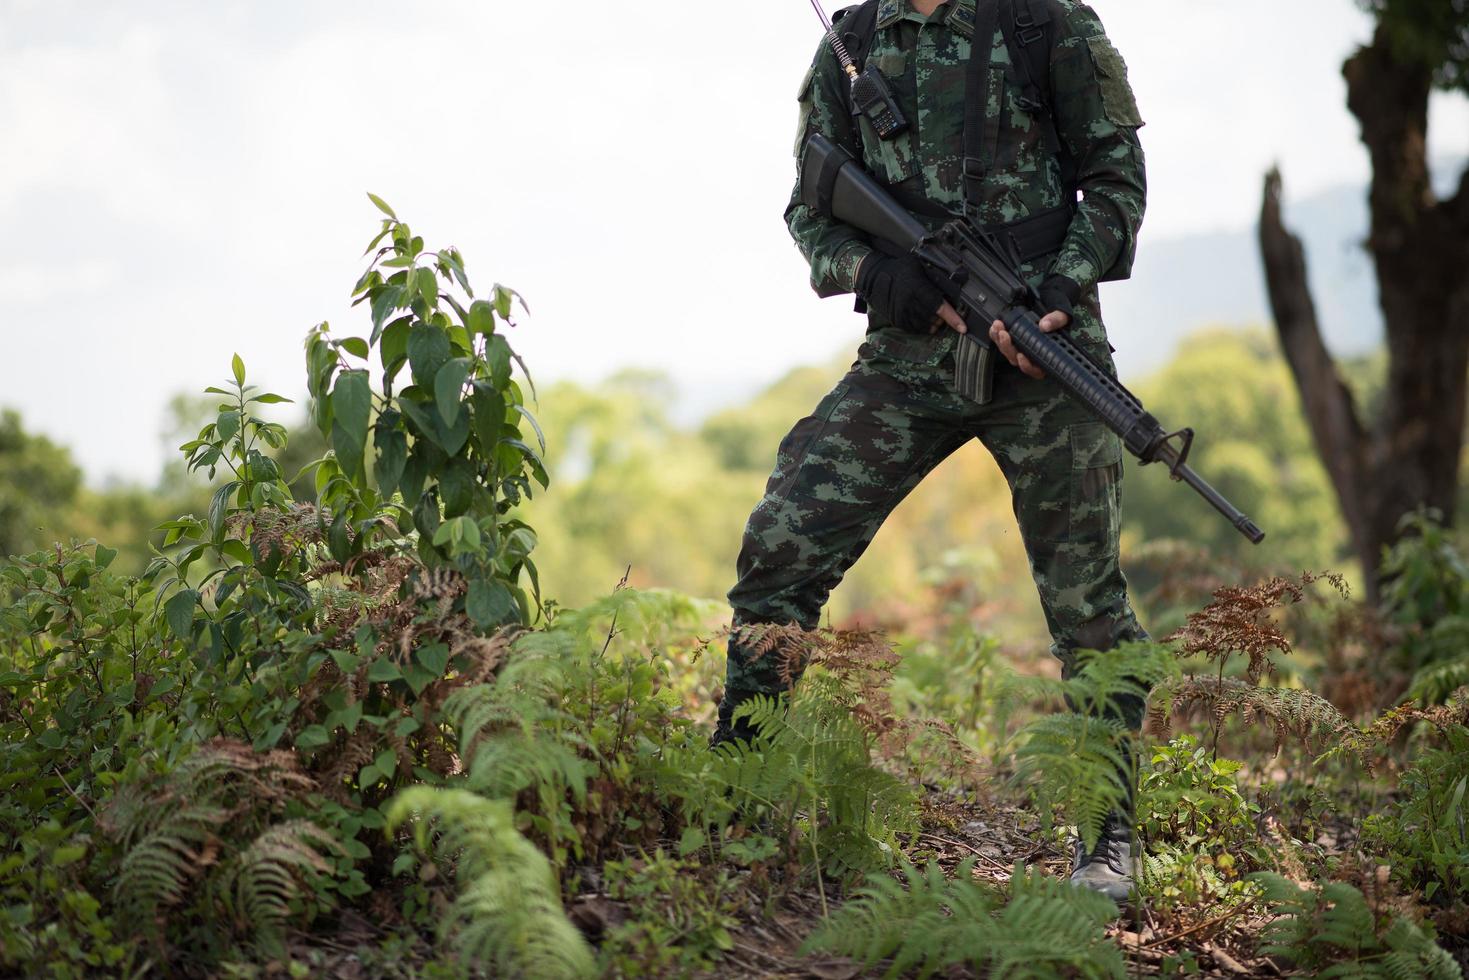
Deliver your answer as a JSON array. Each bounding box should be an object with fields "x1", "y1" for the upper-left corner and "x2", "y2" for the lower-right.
[{"x1": 1259, "y1": 25, "x2": 1469, "y2": 603}]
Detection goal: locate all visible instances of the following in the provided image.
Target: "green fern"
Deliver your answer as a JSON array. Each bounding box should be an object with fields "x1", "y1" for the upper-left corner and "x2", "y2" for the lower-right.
[
  {"x1": 385, "y1": 787, "x2": 595, "y2": 979},
  {"x1": 1013, "y1": 713, "x2": 1132, "y2": 851},
  {"x1": 1006, "y1": 645, "x2": 1175, "y2": 849},
  {"x1": 218, "y1": 821, "x2": 337, "y2": 939},
  {"x1": 1408, "y1": 652, "x2": 1469, "y2": 705},
  {"x1": 695, "y1": 676, "x2": 918, "y2": 877},
  {"x1": 803, "y1": 860, "x2": 1124, "y2": 979},
  {"x1": 1250, "y1": 872, "x2": 1462, "y2": 980},
  {"x1": 103, "y1": 740, "x2": 340, "y2": 952}
]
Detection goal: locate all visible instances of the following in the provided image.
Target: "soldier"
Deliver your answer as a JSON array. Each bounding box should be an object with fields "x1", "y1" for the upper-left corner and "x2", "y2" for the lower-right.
[{"x1": 716, "y1": 0, "x2": 1149, "y2": 902}]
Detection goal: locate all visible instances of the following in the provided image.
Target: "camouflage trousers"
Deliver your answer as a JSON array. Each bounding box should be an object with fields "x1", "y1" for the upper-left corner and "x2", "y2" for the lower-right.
[{"x1": 719, "y1": 338, "x2": 1148, "y2": 740}]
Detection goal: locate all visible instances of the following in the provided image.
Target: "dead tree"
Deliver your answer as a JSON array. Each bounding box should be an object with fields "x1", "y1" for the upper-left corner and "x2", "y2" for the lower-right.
[{"x1": 1259, "y1": 16, "x2": 1469, "y2": 603}]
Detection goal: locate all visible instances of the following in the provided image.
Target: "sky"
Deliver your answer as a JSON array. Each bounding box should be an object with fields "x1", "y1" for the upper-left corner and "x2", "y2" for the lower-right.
[{"x1": 1, "y1": 0, "x2": 1466, "y2": 483}]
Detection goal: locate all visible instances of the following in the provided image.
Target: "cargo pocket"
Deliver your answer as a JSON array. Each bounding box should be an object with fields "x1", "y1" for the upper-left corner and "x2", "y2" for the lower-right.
[
  {"x1": 1069, "y1": 421, "x2": 1123, "y2": 554},
  {"x1": 1085, "y1": 35, "x2": 1144, "y2": 128},
  {"x1": 768, "y1": 381, "x2": 851, "y2": 501}
]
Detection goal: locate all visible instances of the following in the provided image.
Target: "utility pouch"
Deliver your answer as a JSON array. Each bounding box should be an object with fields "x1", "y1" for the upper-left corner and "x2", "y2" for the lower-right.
[{"x1": 954, "y1": 334, "x2": 997, "y2": 405}]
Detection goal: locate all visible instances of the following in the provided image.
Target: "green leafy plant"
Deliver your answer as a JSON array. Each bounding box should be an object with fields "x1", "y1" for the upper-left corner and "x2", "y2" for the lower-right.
[
  {"x1": 670, "y1": 628, "x2": 922, "y2": 894},
  {"x1": 1136, "y1": 735, "x2": 1267, "y2": 909},
  {"x1": 1380, "y1": 512, "x2": 1469, "y2": 703},
  {"x1": 1008, "y1": 642, "x2": 1176, "y2": 849},
  {"x1": 306, "y1": 195, "x2": 547, "y2": 627},
  {"x1": 599, "y1": 850, "x2": 741, "y2": 976},
  {"x1": 1361, "y1": 724, "x2": 1469, "y2": 909}
]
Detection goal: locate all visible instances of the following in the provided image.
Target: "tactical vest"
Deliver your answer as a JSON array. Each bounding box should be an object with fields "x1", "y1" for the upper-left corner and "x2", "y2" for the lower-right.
[{"x1": 833, "y1": 0, "x2": 1079, "y2": 224}]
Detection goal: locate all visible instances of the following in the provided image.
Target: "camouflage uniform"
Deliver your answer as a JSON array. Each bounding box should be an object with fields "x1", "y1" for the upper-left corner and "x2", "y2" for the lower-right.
[{"x1": 720, "y1": 0, "x2": 1150, "y2": 738}]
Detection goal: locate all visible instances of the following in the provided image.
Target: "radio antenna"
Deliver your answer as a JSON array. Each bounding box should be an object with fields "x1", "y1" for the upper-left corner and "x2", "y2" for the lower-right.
[{"x1": 807, "y1": 0, "x2": 861, "y2": 79}]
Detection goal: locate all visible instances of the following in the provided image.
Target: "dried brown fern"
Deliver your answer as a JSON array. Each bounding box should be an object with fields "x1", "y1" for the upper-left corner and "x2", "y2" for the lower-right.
[
  {"x1": 1150, "y1": 676, "x2": 1353, "y2": 754},
  {"x1": 1333, "y1": 688, "x2": 1469, "y2": 760},
  {"x1": 1166, "y1": 572, "x2": 1348, "y2": 683}
]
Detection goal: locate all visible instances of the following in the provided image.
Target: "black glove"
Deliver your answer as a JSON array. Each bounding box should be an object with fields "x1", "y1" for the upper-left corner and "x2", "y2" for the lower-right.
[
  {"x1": 855, "y1": 254, "x2": 946, "y2": 333},
  {"x1": 1038, "y1": 273, "x2": 1082, "y2": 320}
]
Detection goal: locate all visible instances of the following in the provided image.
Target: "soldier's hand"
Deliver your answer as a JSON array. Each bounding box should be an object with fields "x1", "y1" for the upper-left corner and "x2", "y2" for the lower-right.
[
  {"x1": 929, "y1": 302, "x2": 967, "y2": 335},
  {"x1": 989, "y1": 311, "x2": 1070, "y2": 380}
]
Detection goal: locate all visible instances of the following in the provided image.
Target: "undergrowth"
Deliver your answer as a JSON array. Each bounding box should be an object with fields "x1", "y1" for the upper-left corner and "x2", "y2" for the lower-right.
[{"x1": 3, "y1": 202, "x2": 1469, "y2": 978}]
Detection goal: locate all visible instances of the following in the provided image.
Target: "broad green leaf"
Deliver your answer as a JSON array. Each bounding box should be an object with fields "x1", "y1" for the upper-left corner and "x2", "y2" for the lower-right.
[
  {"x1": 219, "y1": 538, "x2": 251, "y2": 564},
  {"x1": 250, "y1": 393, "x2": 293, "y2": 405},
  {"x1": 231, "y1": 353, "x2": 246, "y2": 385},
  {"x1": 486, "y1": 334, "x2": 513, "y2": 386},
  {"x1": 164, "y1": 589, "x2": 198, "y2": 639},
  {"x1": 493, "y1": 284, "x2": 515, "y2": 319},
  {"x1": 367, "y1": 192, "x2": 397, "y2": 219},
  {"x1": 416, "y1": 267, "x2": 438, "y2": 308},
  {"x1": 402, "y1": 664, "x2": 436, "y2": 696},
  {"x1": 94, "y1": 544, "x2": 117, "y2": 569},
  {"x1": 366, "y1": 658, "x2": 402, "y2": 683},
  {"x1": 339, "y1": 337, "x2": 370, "y2": 359},
  {"x1": 470, "y1": 382, "x2": 506, "y2": 456},
  {"x1": 371, "y1": 286, "x2": 403, "y2": 335},
  {"x1": 296, "y1": 725, "x2": 331, "y2": 751},
  {"x1": 415, "y1": 643, "x2": 450, "y2": 676},
  {"x1": 373, "y1": 414, "x2": 407, "y2": 497},
  {"x1": 468, "y1": 299, "x2": 496, "y2": 336},
  {"x1": 434, "y1": 358, "x2": 471, "y2": 427},
  {"x1": 208, "y1": 481, "x2": 238, "y2": 543},
  {"x1": 413, "y1": 491, "x2": 441, "y2": 540},
  {"x1": 438, "y1": 459, "x2": 474, "y2": 517},
  {"x1": 407, "y1": 323, "x2": 451, "y2": 388},
  {"x1": 216, "y1": 410, "x2": 241, "y2": 444},
  {"x1": 330, "y1": 370, "x2": 372, "y2": 482},
  {"x1": 466, "y1": 579, "x2": 517, "y2": 628}
]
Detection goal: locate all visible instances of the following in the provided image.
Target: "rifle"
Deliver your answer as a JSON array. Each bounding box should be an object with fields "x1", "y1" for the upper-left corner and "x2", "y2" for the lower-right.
[{"x1": 801, "y1": 133, "x2": 1265, "y2": 544}]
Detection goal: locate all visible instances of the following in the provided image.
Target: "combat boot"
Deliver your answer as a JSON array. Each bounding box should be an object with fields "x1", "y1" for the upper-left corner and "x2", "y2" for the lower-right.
[{"x1": 1069, "y1": 813, "x2": 1137, "y2": 905}]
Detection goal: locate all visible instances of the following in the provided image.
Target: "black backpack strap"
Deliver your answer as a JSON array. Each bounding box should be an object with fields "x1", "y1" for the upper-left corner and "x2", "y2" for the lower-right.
[
  {"x1": 833, "y1": 0, "x2": 881, "y2": 117},
  {"x1": 836, "y1": 0, "x2": 881, "y2": 70},
  {"x1": 961, "y1": 0, "x2": 1002, "y2": 219},
  {"x1": 998, "y1": 0, "x2": 1078, "y2": 194}
]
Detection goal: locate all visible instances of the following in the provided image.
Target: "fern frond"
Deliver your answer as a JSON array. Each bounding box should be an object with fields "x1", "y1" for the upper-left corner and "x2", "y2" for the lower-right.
[
  {"x1": 1408, "y1": 656, "x2": 1469, "y2": 706},
  {"x1": 386, "y1": 787, "x2": 595, "y2": 979},
  {"x1": 1249, "y1": 872, "x2": 1462, "y2": 979},
  {"x1": 989, "y1": 868, "x2": 1126, "y2": 979},
  {"x1": 1155, "y1": 676, "x2": 1352, "y2": 753},
  {"x1": 804, "y1": 862, "x2": 1124, "y2": 980},
  {"x1": 1012, "y1": 713, "x2": 1131, "y2": 849},
  {"x1": 218, "y1": 821, "x2": 338, "y2": 942}
]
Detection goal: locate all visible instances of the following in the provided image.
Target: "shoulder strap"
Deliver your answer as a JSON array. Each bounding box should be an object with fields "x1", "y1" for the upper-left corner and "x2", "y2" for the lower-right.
[
  {"x1": 961, "y1": 0, "x2": 1002, "y2": 218},
  {"x1": 835, "y1": 0, "x2": 881, "y2": 72},
  {"x1": 997, "y1": 0, "x2": 1077, "y2": 192}
]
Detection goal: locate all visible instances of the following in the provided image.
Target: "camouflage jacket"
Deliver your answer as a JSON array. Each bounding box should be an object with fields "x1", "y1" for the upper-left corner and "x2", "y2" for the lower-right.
[{"x1": 785, "y1": 0, "x2": 1146, "y2": 362}]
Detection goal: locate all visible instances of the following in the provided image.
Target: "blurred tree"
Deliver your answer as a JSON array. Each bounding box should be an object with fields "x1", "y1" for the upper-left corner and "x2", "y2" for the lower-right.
[
  {"x1": 0, "y1": 410, "x2": 84, "y2": 557},
  {"x1": 1260, "y1": 0, "x2": 1469, "y2": 601},
  {"x1": 1122, "y1": 331, "x2": 1346, "y2": 577}
]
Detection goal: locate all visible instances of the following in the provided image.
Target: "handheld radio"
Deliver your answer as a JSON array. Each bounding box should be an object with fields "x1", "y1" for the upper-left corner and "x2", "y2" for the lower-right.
[{"x1": 806, "y1": 0, "x2": 908, "y2": 140}]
